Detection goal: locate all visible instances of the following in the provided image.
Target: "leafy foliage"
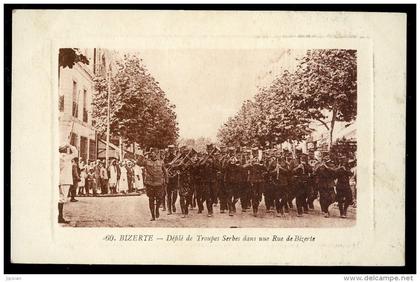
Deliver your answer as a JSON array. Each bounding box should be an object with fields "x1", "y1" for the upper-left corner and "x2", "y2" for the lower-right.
[
  {"x1": 59, "y1": 48, "x2": 89, "y2": 69},
  {"x1": 92, "y1": 53, "x2": 179, "y2": 149},
  {"x1": 293, "y1": 49, "x2": 357, "y2": 123},
  {"x1": 218, "y1": 49, "x2": 357, "y2": 148}
]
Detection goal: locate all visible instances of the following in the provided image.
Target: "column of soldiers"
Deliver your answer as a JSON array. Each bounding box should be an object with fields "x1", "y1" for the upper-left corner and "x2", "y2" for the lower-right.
[{"x1": 140, "y1": 143, "x2": 355, "y2": 221}]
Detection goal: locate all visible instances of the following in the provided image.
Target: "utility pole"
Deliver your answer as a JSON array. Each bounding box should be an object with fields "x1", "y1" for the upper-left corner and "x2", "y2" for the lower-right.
[{"x1": 105, "y1": 66, "x2": 111, "y2": 167}]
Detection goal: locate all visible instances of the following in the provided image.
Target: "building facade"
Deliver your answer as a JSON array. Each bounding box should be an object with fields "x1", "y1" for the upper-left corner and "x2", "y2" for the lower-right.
[{"x1": 58, "y1": 48, "x2": 112, "y2": 162}]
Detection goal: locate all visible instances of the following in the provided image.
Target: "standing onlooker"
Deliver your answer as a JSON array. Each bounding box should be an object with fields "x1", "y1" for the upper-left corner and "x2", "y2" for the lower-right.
[
  {"x1": 349, "y1": 160, "x2": 357, "y2": 208},
  {"x1": 100, "y1": 161, "x2": 109, "y2": 194},
  {"x1": 133, "y1": 162, "x2": 144, "y2": 192},
  {"x1": 94, "y1": 160, "x2": 101, "y2": 196},
  {"x1": 108, "y1": 159, "x2": 120, "y2": 194},
  {"x1": 87, "y1": 162, "x2": 95, "y2": 196},
  {"x1": 59, "y1": 143, "x2": 78, "y2": 223},
  {"x1": 69, "y1": 158, "x2": 80, "y2": 202},
  {"x1": 78, "y1": 161, "x2": 86, "y2": 196},
  {"x1": 126, "y1": 161, "x2": 134, "y2": 193},
  {"x1": 119, "y1": 161, "x2": 129, "y2": 194}
]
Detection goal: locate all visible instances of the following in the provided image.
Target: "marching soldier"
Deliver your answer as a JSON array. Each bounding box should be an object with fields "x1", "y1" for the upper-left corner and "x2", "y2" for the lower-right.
[
  {"x1": 197, "y1": 144, "x2": 218, "y2": 217},
  {"x1": 313, "y1": 151, "x2": 336, "y2": 218},
  {"x1": 285, "y1": 152, "x2": 297, "y2": 212},
  {"x1": 224, "y1": 151, "x2": 242, "y2": 216},
  {"x1": 164, "y1": 144, "x2": 178, "y2": 215},
  {"x1": 239, "y1": 148, "x2": 251, "y2": 212},
  {"x1": 188, "y1": 152, "x2": 200, "y2": 212},
  {"x1": 217, "y1": 146, "x2": 229, "y2": 214},
  {"x1": 270, "y1": 153, "x2": 290, "y2": 216},
  {"x1": 244, "y1": 147, "x2": 267, "y2": 217},
  {"x1": 335, "y1": 156, "x2": 353, "y2": 218},
  {"x1": 208, "y1": 144, "x2": 220, "y2": 207},
  {"x1": 177, "y1": 153, "x2": 194, "y2": 218},
  {"x1": 137, "y1": 148, "x2": 167, "y2": 221},
  {"x1": 306, "y1": 153, "x2": 318, "y2": 210},
  {"x1": 195, "y1": 152, "x2": 206, "y2": 214},
  {"x1": 264, "y1": 150, "x2": 276, "y2": 213},
  {"x1": 293, "y1": 154, "x2": 312, "y2": 217}
]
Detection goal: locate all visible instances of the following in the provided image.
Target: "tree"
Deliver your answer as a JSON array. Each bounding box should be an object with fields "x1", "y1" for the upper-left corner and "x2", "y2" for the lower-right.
[
  {"x1": 92, "y1": 53, "x2": 179, "y2": 149},
  {"x1": 59, "y1": 48, "x2": 89, "y2": 69},
  {"x1": 292, "y1": 49, "x2": 357, "y2": 147},
  {"x1": 217, "y1": 71, "x2": 312, "y2": 148},
  {"x1": 217, "y1": 99, "x2": 260, "y2": 147},
  {"x1": 254, "y1": 71, "x2": 313, "y2": 145}
]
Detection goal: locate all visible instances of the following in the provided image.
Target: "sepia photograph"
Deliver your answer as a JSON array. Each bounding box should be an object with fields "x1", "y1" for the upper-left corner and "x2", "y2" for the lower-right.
[
  {"x1": 8, "y1": 7, "x2": 412, "y2": 269},
  {"x1": 58, "y1": 47, "x2": 357, "y2": 228}
]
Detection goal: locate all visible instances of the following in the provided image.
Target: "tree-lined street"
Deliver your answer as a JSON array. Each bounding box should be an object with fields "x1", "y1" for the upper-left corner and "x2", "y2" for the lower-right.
[{"x1": 59, "y1": 48, "x2": 357, "y2": 227}]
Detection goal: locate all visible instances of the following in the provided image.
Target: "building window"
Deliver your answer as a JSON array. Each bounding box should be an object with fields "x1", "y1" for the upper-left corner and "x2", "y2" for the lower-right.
[
  {"x1": 89, "y1": 139, "x2": 97, "y2": 161},
  {"x1": 59, "y1": 95, "x2": 64, "y2": 112},
  {"x1": 83, "y1": 89, "x2": 88, "y2": 123},
  {"x1": 80, "y1": 136, "x2": 88, "y2": 162},
  {"x1": 72, "y1": 81, "x2": 78, "y2": 118}
]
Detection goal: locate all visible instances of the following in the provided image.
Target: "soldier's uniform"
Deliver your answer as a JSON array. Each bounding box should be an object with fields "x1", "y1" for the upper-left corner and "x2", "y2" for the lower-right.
[
  {"x1": 240, "y1": 153, "x2": 252, "y2": 212},
  {"x1": 138, "y1": 148, "x2": 167, "y2": 221},
  {"x1": 285, "y1": 156, "x2": 298, "y2": 212},
  {"x1": 224, "y1": 155, "x2": 243, "y2": 216},
  {"x1": 245, "y1": 149, "x2": 267, "y2": 217},
  {"x1": 196, "y1": 146, "x2": 217, "y2": 216},
  {"x1": 293, "y1": 154, "x2": 312, "y2": 216},
  {"x1": 191, "y1": 155, "x2": 204, "y2": 213},
  {"x1": 217, "y1": 148, "x2": 230, "y2": 213},
  {"x1": 313, "y1": 157, "x2": 336, "y2": 218},
  {"x1": 195, "y1": 154, "x2": 204, "y2": 213},
  {"x1": 306, "y1": 156, "x2": 318, "y2": 210},
  {"x1": 335, "y1": 158, "x2": 353, "y2": 218},
  {"x1": 203, "y1": 155, "x2": 218, "y2": 216},
  {"x1": 264, "y1": 155, "x2": 276, "y2": 213},
  {"x1": 164, "y1": 145, "x2": 178, "y2": 215},
  {"x1": 270, "y1": 156, "x2": 290, "y2": 216},
  {"x1": 178, "y1": 162, "x2": 194, "y2": 217}
]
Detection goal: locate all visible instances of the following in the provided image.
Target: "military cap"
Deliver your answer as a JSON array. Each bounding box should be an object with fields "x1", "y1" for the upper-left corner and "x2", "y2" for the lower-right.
[{"x1": 168, "y1": 144, "x2": 175, "y2": 149}]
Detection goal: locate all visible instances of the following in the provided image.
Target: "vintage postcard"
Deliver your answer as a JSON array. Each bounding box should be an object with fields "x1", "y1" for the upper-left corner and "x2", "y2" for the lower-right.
[{"x1": 10, "y1": 9, "x2": 406, "y2": 266}]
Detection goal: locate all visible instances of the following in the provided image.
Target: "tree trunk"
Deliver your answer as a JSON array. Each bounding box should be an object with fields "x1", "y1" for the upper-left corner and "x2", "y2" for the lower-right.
[{"x1": 329, "y1": 108, "x2": 337, "y2": 150}]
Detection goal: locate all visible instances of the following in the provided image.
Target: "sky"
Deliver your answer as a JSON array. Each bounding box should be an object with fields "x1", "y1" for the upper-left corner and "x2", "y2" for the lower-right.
[{"x1": 138, "y1": 49, "x2": 302, "y2": 141}]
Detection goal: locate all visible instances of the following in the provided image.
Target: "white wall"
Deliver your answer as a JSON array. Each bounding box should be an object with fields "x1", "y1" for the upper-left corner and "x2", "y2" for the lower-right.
[{"x1": 58, "y1": 62, "x2": 96, "y2": 158}]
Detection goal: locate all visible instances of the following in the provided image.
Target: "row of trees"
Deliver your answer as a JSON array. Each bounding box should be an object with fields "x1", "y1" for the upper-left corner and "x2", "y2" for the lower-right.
[
  {"x1": 217, "y1": 49, "x2": 357, "y2": 149},
  {"x1": 92, "y1": 53, "x2": 179, "y2": 149}
]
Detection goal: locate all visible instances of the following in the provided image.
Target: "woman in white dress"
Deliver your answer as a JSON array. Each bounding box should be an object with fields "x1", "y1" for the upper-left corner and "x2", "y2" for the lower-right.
[
  {"x1": 118, "y1": 161, "x2": 129, "y2": 194},
  {"x1": 78, "y1": 161, "x2": 86, "y2": 196},
  {"x1": 108, "y1": 159, "x2": 119, "y2": 194},
  {"x1": 133, "y1": 163, "x2": 144, "y2": 191}
]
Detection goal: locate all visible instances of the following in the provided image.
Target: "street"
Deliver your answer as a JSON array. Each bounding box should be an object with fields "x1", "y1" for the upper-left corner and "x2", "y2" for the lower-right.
[{"x1": 64, "y1": 194, "x2": 356, "y2": 228}]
